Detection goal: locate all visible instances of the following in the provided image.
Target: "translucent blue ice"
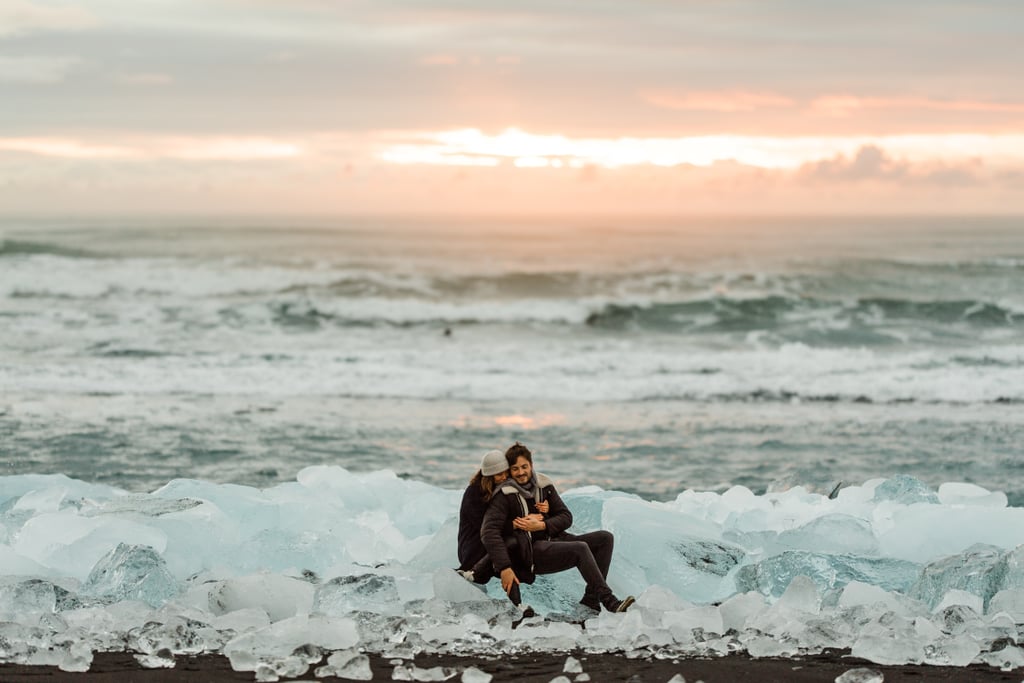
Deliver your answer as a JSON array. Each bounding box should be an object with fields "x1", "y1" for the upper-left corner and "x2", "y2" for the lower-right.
[{"x1": 0, "y1": 468, "x2": 1022, "y2": 669}]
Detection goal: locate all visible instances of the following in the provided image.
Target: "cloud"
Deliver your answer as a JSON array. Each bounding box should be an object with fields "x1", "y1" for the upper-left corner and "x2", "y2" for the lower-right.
[
  {"x1": 0, "y1": 0, "x2": 96, "y2": 37},
  {"x1": 798, "y1": 144, "x2": 986, "y2": 186},
  {"x1": 0, "y1": 55, "x2": 82, "y2": 83},
  {"x1": 0, "y1": 135, "x2": 303, "y2": 161},
  {"x1": 801, "y1": 145, "x2": 907, "y2": 181},
  {"x1": 642, "y1": 90, "x2": 795, "y2": 113},
  {"x1": 812, "y1": 95, "x2": 1024, "y2": 116}
]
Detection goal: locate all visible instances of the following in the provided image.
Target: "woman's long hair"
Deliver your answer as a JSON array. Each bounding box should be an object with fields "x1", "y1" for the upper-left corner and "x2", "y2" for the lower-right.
[{"x1": 468, "y1": 469, "x2": 503, "y2": 502}]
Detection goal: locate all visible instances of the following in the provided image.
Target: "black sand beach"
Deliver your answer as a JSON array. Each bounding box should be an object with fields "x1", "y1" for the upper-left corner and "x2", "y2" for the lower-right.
[{"x1": 0, "y1": 652, "x2": 1018, "y2": 682}]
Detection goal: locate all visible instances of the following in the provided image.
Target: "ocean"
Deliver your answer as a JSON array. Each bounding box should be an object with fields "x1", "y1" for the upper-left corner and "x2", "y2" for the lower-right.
[
  {"x1": 2, "y1": 215, "x2": 1023, "y2": 500},
  {"x1": 2, "y1": 214, "x2": 1024, "y2": 672}
]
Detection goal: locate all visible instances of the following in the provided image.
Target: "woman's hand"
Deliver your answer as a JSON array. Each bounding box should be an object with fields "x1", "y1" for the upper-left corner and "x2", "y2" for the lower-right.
[
  {"x1": 513, "y1": 515, "x2": 546, "y2": 532},
  {"x1": 500, "y1": 567, "x2": 519, "y2": 593},
  {"x1": 535, "y1": 500, "x2": 549, "y2": 514}
]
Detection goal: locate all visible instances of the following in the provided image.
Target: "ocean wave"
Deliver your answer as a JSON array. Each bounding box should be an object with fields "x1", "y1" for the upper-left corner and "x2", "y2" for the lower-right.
[
  {"x1": 583, "y1": 296, "x2": 1023, "y2": 335},
  {"x1": 0, "y1": 239, "x2": 102, "y2": 259},
  {"x1": 8, "y1": 342, "x2": 1024, "y2": 406}
]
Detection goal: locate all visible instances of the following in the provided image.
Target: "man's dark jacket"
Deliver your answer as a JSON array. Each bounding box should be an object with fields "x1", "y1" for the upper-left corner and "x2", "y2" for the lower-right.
[{"x1": 480, "y1": 473, "x2": 572, "y2": 584}]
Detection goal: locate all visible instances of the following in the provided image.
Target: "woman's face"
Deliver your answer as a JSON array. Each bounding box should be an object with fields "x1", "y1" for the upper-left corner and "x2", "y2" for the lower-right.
[{"x1": 493, "y1": 470, "x2": 509, "y2": 484}]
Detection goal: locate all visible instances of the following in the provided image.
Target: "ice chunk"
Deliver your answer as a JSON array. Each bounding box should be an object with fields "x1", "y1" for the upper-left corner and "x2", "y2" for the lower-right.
[
  {"x1": 851, "y1": 613, "x2": 923, "y2": 665},
  {"x1": 744, "y1": 633, "x2": 799, "y2": 658},
  {"x1": 736, "y1": 551, "x2": 918, "y2": 598},
  {"x1": 82, "y1": 543, "x2": 178, "y2": 607},
  {"x1": 210, "y1": 574, "x2": 315, "y2": 621},
  {"x1": 851, "y1": 634, "x2": 920, "y2": 665},
  {"x1": 128, "y1": 615, "x2": 218, "y2": 656},
  {"x1": 878, "y1": 508, "x2": 1024, "y2": 564},
  {"x1": 996, "y1": 545, "x2": 1024, "y2": 593},
  {"x1": 834, "y1": 668, "x2": 883, "y2": 683},
  {"x1": 603, "y1": 497, "x2": 744, "y2": 602},
  {"x1": 872, "y1": 475, "x2": 938, "y2": 505},
  {"x1": 909, "y1": 544, "x2": 1004, "y2": 610},
  {"x1": 0, "y1": 578, "x2": 78, "y2": 622},
  {"x1": 314, "y1": 649, "x2": 372, "y2": 680},
  {"x1": 461, "y1": 667, "x2": 493, "y2": 683},
  {"x1": 0, "y1": 543, "x2": 50, "y2": 576},
  {"x1": 838, "y1": 582, "x2": 901, "y2": 611},
  {"x1": 391, "y1": 662, "x2": 458, "y2": 681},
  {"x1": 313, "y1": 573, "x2": 402, "y2": 616},
  {"x1": 135, "y1": 650, "x2": 175, "y2": 668},
  {"x1": 634, "y1": 585, "x2": 692, "y2": 613},
  {"x1": 546, "y1": 678, "x2": 571, "y2": 683},
  {"x1": 933, "y1": 589, "x2": 983, "y2": 615},
  {"x1": 563, "y1": 656, "x2": 582, "y2": 673},
  {"x1": 224, "y1": 614, "x2": 357, "y2": 667},
  {"x1": 937, "y1": 483, "x2": 1007, "y2": 507},
  {"x1": 718, "y1": 591, "x2": 766, "y2": 632},
  {"x1": 777, "y1": 514, "x2": 879, "y2": 556},
  {"x1": 560, "y1": 487, "x2": 635, "y2": 533},
  {"x1": 922, "y1": 631, "x2": 980, "y2": 666},
  {"x1": 978, "y1": 645, "x2": 1024, "y2": 671},
  {"x1": 777, "y1": 575, "x2": 821, "y2": 614},
  {"x1": 211, "y1": 607, "x2": 272, "y2": 633},
  {"x1": 664, "y1": 605, "x2": 724, "y2": 639},
  {"x1": 15, "y1": 512, "x2": 167, "y2": 580},
  {"x1": 988, "y1": 588, "x2": 1024, "y2": 622},
  {"x1": 431, "y1": 567, "x2": 490, "y2": 603},
  {"x1": 58, "y1": 641, "x2": 93, "y2": 672}
]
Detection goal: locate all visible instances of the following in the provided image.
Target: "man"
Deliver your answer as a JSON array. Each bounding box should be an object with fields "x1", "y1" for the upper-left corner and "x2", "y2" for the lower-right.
[{"x1": 480, "y1": 442, "x2": 635, "y2": 613}]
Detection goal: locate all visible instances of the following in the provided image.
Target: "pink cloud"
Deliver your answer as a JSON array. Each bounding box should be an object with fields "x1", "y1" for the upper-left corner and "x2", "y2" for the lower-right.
[
  {"x1": 641, "y1": 90, "x2": 796, "y2": 112},
  {"x1": 798, "y1": 145, "x2": 984, "y2": 186},
  {"x1": 812, "y1": 95, "x2": 1024, "y2": 116}
]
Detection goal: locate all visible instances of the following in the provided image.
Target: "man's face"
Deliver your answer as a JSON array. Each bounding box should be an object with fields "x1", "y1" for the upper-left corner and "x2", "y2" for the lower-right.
[
  {"x1": 510, "y1": 456, "x2": 532, "y2": 485},
  {"x1": 493, "y1": 470, "x2": 509, "y2": 484}
]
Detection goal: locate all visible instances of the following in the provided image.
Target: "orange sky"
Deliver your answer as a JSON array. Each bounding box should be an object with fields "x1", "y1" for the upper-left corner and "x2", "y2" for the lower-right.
[{"x1": 2, "y1": 1, "x2": 1023, "y2": 215}]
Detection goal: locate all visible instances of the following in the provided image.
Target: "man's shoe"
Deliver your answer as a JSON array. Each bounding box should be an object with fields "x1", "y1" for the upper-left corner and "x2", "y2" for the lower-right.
[
  {"x1": 615, "y1": 595, "x2": 636, "y2": 613},
  {"x1": 579, "y1": 594, "x2": 601, "y2": 612},
  {"x1": 602, "y1": 594, "x2": 635, "y2": 613},
  {"x1": 456, "y1": 569, "x2": 475, "y2": 582}
]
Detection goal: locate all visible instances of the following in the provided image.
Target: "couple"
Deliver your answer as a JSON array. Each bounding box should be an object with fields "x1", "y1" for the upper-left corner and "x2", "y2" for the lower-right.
[{"x1": 457, "y1": 442, "x2": 635, "y2": 615}]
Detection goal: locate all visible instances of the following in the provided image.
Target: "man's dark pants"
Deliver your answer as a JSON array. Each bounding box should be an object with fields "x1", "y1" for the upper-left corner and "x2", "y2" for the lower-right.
[{"x1": 537, "y1": 530, "x2": 615, "y2": 603}]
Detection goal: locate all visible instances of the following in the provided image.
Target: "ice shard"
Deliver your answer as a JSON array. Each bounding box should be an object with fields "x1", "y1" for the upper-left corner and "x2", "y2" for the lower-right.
[
  {"x1": 735, "y1": 551, "x2": 919, "y2": 597},
  {"x1": 872, "y1": 475, "x2": 939, "y2": 505},
  {"x1": 313, "y1": 573, "x2": 402, "y2": 616},
  {"x1": 82, "y1": 543, "x2": 178, "y2": 608},
  {"x1": 909, "y1": 544, "x2": 1006, "y2": 609}
]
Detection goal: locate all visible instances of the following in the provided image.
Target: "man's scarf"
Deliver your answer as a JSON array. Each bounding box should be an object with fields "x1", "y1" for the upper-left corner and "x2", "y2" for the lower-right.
[{"x1": 503, "y1": 472, "x2": 545, "y2": 506}]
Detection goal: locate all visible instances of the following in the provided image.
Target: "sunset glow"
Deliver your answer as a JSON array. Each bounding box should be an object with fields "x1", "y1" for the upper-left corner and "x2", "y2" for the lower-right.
[
  {"x1": 1, "y1": 0, "x2": 1022, "y2": 214},
  {"x1": 378, "y1": 129, "x2": 1024, "y2": 171}
]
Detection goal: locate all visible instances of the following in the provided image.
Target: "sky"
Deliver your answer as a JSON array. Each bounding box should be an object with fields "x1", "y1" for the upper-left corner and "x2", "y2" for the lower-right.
[{"x1": 1, "y1": 0, "x2": 1023, "y2": 216}]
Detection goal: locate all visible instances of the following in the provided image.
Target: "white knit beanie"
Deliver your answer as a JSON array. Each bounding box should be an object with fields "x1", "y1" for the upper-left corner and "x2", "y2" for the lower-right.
[{"x1": 480, "y1": 450, "x2": 507, "y2": 477}]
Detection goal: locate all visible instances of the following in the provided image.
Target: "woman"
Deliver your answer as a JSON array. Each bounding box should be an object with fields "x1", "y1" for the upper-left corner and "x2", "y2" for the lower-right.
[{"x1": 457, "y1": 450, "x2": 510, "y2": 581}]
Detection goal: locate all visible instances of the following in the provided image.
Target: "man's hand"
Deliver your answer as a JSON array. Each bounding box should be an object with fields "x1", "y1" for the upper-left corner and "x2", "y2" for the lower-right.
[
  {"x1": 535, "y1": 500, "x2": 549, "y2": 514},
  {"x1": 500, "y1": 567, "x2": 519, "y2": 593},
  {"x1": 513, "y1": 515, "x2": 546, "y2": 532}
]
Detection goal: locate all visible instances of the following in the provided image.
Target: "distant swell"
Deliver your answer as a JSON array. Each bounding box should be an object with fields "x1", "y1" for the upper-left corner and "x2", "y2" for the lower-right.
[
  {"x1": 0, "y1": 240, "x2": 101, "y2": 259},
  {"x1": 584, "y1": 296, "x2": 1022, "y2": 333},
  {"x1": 641, "y1": 391, "x2": 1024, "y2": 406}
]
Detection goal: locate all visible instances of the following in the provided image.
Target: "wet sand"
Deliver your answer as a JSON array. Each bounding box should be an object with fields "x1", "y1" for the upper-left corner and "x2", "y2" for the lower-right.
[{"x1": 0, "y1": 651, "x2": 1018, "y2": 682}]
